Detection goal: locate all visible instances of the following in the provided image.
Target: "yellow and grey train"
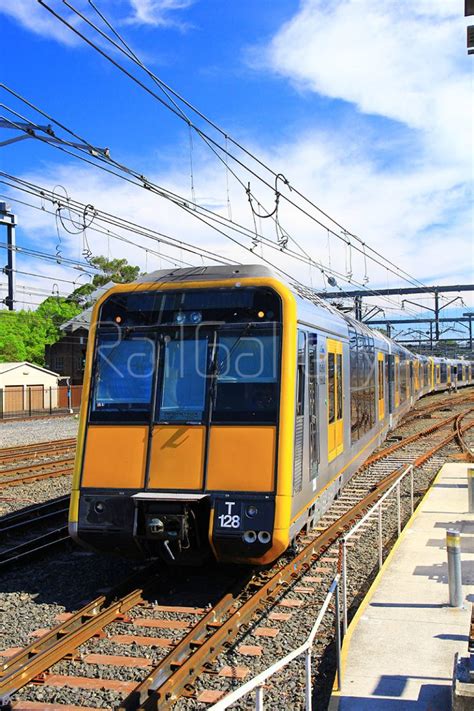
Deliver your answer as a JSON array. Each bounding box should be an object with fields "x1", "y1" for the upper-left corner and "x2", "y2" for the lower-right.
[{"x1": 69, "y1": 265, "x2": 473, "y2": 565}]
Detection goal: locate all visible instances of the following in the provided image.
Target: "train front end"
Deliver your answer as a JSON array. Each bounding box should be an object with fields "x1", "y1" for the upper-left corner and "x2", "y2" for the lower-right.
[{"x1": 69, "y1": 269, "x2": 297, "y2": 565}]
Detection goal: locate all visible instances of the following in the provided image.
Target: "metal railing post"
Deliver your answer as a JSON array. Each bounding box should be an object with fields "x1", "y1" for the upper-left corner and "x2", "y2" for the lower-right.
[
  {"x1": 341, "y1": 539, "x2": 348, "y2": 636},
  {"x1": 446, "y1": 529, "x2": 463, "y2": 608},
  {"x1": 378, "y1": 505, "x2": 383, "y2": 569},
  {"x1": 335, "y1": 582, "x2": 342, "y2": 692},
  {"x1": 410, "y1": 466, "x2": 414, "y2": 514},
  {"x1": 49, "y1": 386, "x2": 52, "y2": 415},
  {"x1": 305, "y1": 648, "x2": 312, "y2": 711},
  {"x1": 256, "y1": 684, "x2": 264, "y2": 711},
  {"x1": 468, "y1": 468, "x2": 474, "y2": 514},
  {"x1": 396, "y1": 481, "x2": 401, "y2": 537}
]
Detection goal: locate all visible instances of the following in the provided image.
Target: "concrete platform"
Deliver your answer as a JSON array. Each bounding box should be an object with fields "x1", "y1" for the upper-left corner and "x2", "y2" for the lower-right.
[{"x1": 332, "y1": 463, "x2": 474, "y2": 710}]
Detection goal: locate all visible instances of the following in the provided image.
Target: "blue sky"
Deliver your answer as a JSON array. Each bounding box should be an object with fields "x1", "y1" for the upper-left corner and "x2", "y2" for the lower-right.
[{"x1": 0, "y1": 0, "x2": 472, "y2": 338}]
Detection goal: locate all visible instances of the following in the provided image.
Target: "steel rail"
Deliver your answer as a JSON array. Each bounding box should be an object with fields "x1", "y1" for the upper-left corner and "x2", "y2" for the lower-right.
[
  {"x1": 0, "y1": 496, "x2": 69, "y2": 534},
  {"x1": 120, "y1": 466, "x2": 411, "y2": 710},
  {"x1": 0, "y1": 456, "x2": 75, "y2": 478},
  {"x1": 0, "y1": 568, "x2": 160, "y2": 705},
  {"x1": 454, "y1": 412, "x2": 474, "y2": 463},
  {"x1": 0, "y1": 467, "x2": 73, "y2": 490},
  {"x1": 123, "y1": 411, "x2": 474, "y2": 710},
  {"x1": 364, "y1": 413, "x2": 460, "y2": 467},
  {"x1": 401, "y1": 391, "x2": 474, "y2": 424},
  {"x1": 0, "y1": 438, "x2": 76, "y2": 464},
  {"x1": 0, "y1": 526, "x2": 69, "y2": 569},
  {"x1": 2, "y1": 398, "x2": 473, "y2": 707}
]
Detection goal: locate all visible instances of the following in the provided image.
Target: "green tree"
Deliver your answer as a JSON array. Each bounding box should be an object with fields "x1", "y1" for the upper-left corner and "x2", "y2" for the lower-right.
[
  {"x1": 68, "y1": 256, "x2": 141, "y2": 307},
  {"x1": 0, "y1": 255, "x2": 141, "y2": 366}
]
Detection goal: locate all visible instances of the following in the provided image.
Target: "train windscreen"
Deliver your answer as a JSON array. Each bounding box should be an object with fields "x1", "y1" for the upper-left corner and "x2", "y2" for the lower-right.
[{"x1": 89, "y1": 287, "x2": 282, "y2": 424}]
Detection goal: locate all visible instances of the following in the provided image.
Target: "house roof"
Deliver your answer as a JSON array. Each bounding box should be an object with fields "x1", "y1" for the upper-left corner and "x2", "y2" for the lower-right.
[
  {"x1": 0, "y1": 361, "x2": 60, "y2": 377},
  {"x1": 60, "y1": 281, "x2": 115, "y2": 332}
]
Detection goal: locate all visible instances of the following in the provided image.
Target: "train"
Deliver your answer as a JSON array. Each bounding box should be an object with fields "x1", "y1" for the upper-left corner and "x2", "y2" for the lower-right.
[{"x1": 68, "y1": 265, "x2": 473, "y2": 566}]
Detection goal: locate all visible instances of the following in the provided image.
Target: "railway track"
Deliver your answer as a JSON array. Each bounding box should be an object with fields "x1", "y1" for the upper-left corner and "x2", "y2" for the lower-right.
[
  {"x1": 1, "y1": 397, "x2": 473, "y2": 710},
  {"x1": 0, "y1": 438, "x2": 76, "y2": 489},
  {"x1": 0, "y1": 496, "x2": 70, "y2": 569}
]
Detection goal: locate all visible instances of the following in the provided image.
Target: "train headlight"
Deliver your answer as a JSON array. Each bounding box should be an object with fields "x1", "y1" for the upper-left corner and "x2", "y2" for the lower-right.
[
  {"x1": 94, "y1": 501, "x2": 105, "y2": 514},
  {"x1": 243, "y1": 530, "x2": 257, "y2": 544},
  {"x1": 246, "y1": 505, "x2": 258, "y2": 518},
  {"x1": 258, "y1": 531, "x2": 271, "y2": 544},
  {"x1": 175, "y1": 312, "x2": 186, "y2": 324},
  {"x1": 190, "y1": 311, "x2": 202, "y2": 324}
]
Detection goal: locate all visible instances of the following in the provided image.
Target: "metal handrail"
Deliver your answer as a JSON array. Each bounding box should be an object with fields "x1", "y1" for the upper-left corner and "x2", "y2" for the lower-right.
[
  {"x1": 209, "y1": 575, "x2": 341, "y2": 711},
  {"x1": 340, "y1": 463, "x2": 414, "y2": 633}
]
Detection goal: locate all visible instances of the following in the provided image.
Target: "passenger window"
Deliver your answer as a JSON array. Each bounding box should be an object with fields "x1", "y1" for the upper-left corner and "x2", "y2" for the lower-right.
[
  {"x1": 296, "y1": 331, "x2": 306, "y2": 416},
  {"x1": 336, "y1": 353, "x2": 343, "y2": 420},
  {"x1": 378, "y1": 359, "x2": 384, "y2": 399},
  {"x1": 328, "y1": 352, "x2": 335, "y2": 424}
]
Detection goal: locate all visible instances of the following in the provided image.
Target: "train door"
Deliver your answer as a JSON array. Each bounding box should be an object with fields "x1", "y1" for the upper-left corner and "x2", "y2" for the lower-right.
[
  {"x1": 414, "y1": 361, "x2": 419, "y2": 392},
  {"x1": 395, "y1": 355, "x2": 400, "y2": 408},
  {"x1": 377, "y1": 353, "x2": 385, "y2": 420},
  {"x1": 293, "y1": 331, "x2": 306, "y2": 494},
  {"x1": 327, "y1": 338, "x2": 343, "y2": 462},
  {"x1": 308, "y1": 334, "x2": 319, "y2": 480},
  {"x1": 447, "y1": 365, "x2": 451, "y2": 386}
]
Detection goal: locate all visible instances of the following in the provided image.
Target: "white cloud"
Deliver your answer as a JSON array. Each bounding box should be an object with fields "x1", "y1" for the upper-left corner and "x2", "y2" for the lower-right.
[
  {"x1": 261, "y1": 0, "x2": 471, "y2": 168},
  {"x1": 125, "y1": 0, "x2": 194, "y2": 28},
  {"x1": 0, "y1": 0, "x2": 81, "y2": 46},
  {"x1": 0, "y1": 0, "x2": 194, "y2": 46}
]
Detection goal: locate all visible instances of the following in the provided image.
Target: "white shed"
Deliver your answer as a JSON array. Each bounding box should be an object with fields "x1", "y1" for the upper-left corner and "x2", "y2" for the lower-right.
[{"x1": 0, "y1": 362, "x2": 60, "y2": 415}]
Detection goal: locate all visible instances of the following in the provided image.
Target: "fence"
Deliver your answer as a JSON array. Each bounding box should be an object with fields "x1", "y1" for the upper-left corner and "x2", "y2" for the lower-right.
[
  {"x1": 209, "y1": 576, "x2": 341, "y2": 711},
  {"x1": 339, "y1": 464, "x2": 414, "y2": 634},
  {"x1": 0, "y1": 385, "x2": 82, "y2": 419},
  {"x1": 210, "y1": 463, "x2": 417, "y2": 710}
]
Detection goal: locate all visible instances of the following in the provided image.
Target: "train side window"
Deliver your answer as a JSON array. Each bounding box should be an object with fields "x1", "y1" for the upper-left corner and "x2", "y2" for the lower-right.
[
  {"x1": 296, "y1": 331, "x2": 306, "y2": 416},
  {"x1": 378, "y1": 359, "x2": 384, "y2": 399},
  {"x1": 328, "y1": 352, "x2": 335, "y2": 424},
  {"x1": 336, "y1": 353, "x2": 343, "y2": 421},
  {"x1": 308, "y1": 333, "x2": 319, "y2": 477},
  {"x1": 293, "y1": 330, "x2": 307, "y2": 494}
]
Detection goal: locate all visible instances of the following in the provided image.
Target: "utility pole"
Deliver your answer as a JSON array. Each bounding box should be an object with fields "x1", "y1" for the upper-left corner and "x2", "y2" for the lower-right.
[
  {"x1": 464, "y1": 312, "x2": 473, "y2": 351},
  {"x1": 0, "y1": 202, "x2": 16, "y2": 311},
  {"x1": 434, "y1": 290, "x2": 440, "y2": 341}
]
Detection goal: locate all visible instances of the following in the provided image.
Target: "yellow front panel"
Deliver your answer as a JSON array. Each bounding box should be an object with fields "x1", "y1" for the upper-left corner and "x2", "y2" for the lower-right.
[
  {"x1": 206, "y1": 426, "x2": 276, "y2": 492},
  {"x1": 81, "y1": 425, "x2": 148, "y2": 488},
  {"x1": 148, "y1": 425, "x2": 205, "y2": 490}
]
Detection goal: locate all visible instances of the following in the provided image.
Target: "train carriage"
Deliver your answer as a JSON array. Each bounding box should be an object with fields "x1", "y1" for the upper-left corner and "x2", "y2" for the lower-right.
[{"x1": 69, "y1": 265, "x2": 473, "y2": 566}]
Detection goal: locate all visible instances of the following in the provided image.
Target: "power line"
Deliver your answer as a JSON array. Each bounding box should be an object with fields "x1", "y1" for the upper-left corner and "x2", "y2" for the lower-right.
[
  {"x1": 36, "y1": 0, "x2": 433, "y2": 294},
  {"x1": 0, "y1": 107, "x2": 422, "y2": 317}
]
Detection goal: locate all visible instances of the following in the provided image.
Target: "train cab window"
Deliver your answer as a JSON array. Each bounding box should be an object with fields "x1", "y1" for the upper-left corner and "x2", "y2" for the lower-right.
[
  {"x1": 90, "y1": 331, "x2": 156, "y2": 422},
  {"x1": 157, "y1": 335, "x2": 208, "y2": 423},
  {"x1": 213, "y1": 326, "x2": 280, "y2": 423}
]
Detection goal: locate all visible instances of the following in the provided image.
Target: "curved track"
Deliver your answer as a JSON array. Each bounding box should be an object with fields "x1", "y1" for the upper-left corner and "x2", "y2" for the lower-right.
[{"x1": 1, "y1": 395, "x2": 473, "y2": 710}]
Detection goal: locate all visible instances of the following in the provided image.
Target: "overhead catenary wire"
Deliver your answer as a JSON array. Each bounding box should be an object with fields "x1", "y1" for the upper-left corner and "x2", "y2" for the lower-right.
[
  {"x1": 0, "y1": 104, "x2": 422, "y2": 319},
  {"x1": 36, "y1": 0, "x2": 435, "y2": 294}
]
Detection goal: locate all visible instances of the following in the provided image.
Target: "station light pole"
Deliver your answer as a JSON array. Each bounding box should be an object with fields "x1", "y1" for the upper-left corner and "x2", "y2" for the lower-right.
[{"x1": 0, "y1": 202, "x2": 16, "y2": 311}]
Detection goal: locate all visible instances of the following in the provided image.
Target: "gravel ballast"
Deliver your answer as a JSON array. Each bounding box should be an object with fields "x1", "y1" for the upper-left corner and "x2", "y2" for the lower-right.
[
  {"x1": 0, "y1": 415, "x2": 79, "y2": 448},
  {"x1": 1, "y1": 389, "x2": 473, "y2": 711}
]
